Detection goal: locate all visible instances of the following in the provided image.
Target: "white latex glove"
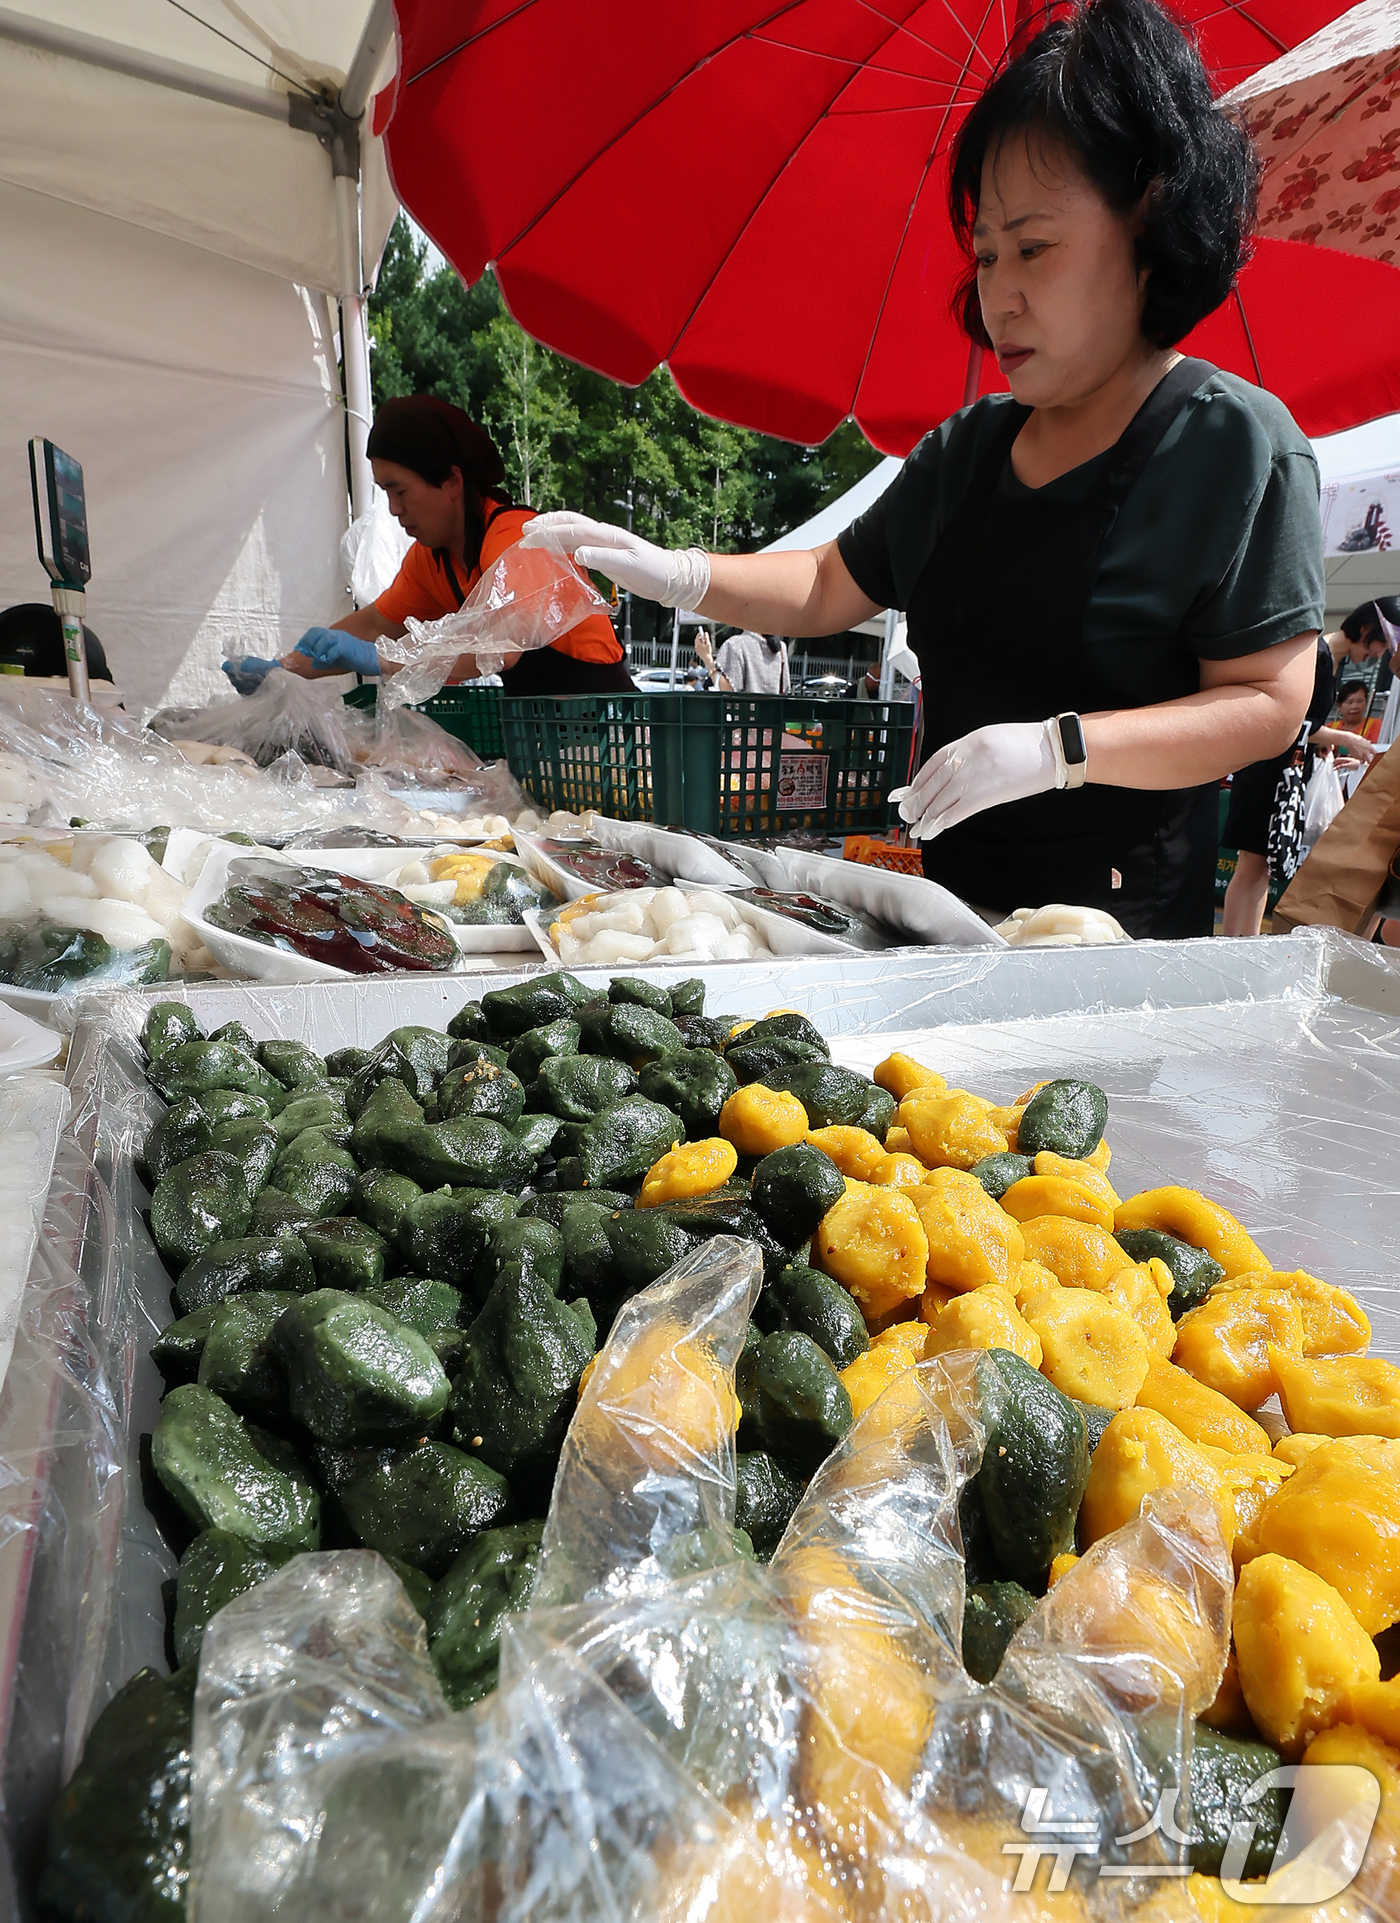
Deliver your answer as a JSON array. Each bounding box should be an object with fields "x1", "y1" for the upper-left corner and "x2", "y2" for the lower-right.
[
  {"x1": 890, "y1": 720, "x2": 1063, "y2": 840},
  {"x1": 519, "y1": 511, "x2": 710, "y2": 610}
]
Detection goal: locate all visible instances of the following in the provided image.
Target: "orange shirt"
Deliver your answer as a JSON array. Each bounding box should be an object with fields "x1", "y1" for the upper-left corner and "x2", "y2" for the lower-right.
[{"x1": 374, "y1": 502, "x2": 621, "y2": 664}]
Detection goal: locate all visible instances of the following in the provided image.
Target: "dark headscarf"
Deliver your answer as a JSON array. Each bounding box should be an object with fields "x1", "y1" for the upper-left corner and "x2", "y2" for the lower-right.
[{"x1": 366, "y1": 397, "x2": 505, "y2": 494}]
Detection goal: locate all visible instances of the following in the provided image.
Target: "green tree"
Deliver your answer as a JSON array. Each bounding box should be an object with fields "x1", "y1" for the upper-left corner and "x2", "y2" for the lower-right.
[{"x1": 368, "y1": 218, "x2": 877, "y2": 553}]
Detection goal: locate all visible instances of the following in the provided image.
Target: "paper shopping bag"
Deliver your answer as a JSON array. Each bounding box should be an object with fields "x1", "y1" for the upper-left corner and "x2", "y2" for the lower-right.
[{"x1": 1273, "y1": 743, "x2": 1400, "y2": 934}]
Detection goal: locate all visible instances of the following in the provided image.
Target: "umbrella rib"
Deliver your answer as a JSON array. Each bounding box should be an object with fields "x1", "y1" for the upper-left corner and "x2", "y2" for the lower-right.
[
  {"x1": 846, "y1": 0, "x2": 1004, "y2": 420},
  {"x1": 744, "y1": 32, "x2": 963, "y2": 90},
  {"x1": 405, "y1": 0, "x2": 813, "y2": 87},
  {"x1": 1232, "y1": 283, "x2": 1265, "y2": 385},
  {"x1": 755, "y1": 30, "x2": 980, "y2": 91},
  {"x1": 846, "y1": 0, "x2": 997, "y2": 80},
  {"x1": 490, "y1": 1, "x2": 928, "y2": 327},
  {"x1": 655, "y1": 2, "x2": 966, "y2": 379},
  {"x1": 1190, "y1": 0, "x2": 1289, "y2": 60}
]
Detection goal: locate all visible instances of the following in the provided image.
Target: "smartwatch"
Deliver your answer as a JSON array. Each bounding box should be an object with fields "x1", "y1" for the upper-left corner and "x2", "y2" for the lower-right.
[{"x1": 1056, "y1": 713, "x2": 1088, "y2": 789}]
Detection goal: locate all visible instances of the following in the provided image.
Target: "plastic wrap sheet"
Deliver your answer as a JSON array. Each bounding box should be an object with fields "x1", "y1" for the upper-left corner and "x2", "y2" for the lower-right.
[
  {"x1": 0, "y1": 1027, "x2": 147, "y2": 1912},
  {"x1": 182, "y1": 1241, "x2": 1234, "y2": 1922},
  {"x1": 0, "y1": 680, "x2": 490, "y2": 841},
  {"x1": 70, "y1": 924, "x2": 1400, "y2": 1360},
  {"x1": 154, "y1": 678, "x2": 489, "y2": 790},
  {"x1": 66, "y1": 926, "x2": 1400, "y2": 1324},
  {"x1": 376, "y1": 547, "x2": 609, "y2": 711},
  {"x1": 38, "y1": 927, "x2": 1400, "y2": 1916}
]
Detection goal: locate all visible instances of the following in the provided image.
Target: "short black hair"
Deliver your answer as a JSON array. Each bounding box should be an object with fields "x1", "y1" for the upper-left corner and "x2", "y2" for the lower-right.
[
  {"x1": 948, "y1": 0, "x2": 1258, "y2": 352},
  {"x1": 1342, "y1": 600, "x2": 1394, "y2": 642},
  {"x1": 1336, "y1": 679, "x2": 1370, "y2": 705}
]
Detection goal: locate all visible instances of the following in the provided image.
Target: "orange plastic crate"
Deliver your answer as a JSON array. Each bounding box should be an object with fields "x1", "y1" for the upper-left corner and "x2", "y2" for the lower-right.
[{"x1": 843, "y1": 834, "x2": 923, "y2": 875}]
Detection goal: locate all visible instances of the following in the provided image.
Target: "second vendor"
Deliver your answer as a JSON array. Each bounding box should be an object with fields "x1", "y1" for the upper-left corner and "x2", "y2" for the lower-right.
[{"x1": 274, "y1": 397, "x2": 632, "y2": 695}]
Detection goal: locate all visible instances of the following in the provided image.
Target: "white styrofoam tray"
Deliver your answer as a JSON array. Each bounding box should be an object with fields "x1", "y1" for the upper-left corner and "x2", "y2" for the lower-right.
[
  {"x1": 520, "y1": 882, "x2": 876, "y2": 969},
  {"x1": 180, "y1": 839, "x2": 542, "y2": 982}
]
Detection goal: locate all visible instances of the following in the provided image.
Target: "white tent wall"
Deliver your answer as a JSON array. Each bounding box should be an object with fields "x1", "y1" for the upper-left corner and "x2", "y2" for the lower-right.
[
  {"x1": 0, "y1": 179, "x2": 349, "y2": 716},
  {"x1": 0, "y1": 1, "x2": 397, "y2": 714}
]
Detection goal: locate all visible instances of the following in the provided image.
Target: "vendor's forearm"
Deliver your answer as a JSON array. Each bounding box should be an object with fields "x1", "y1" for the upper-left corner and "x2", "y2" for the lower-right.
[
  {"x1": 698, "y1": 542, "x2": 880, "y2": 637},
  {"x1": 1080, "y1": 642, "x2": 1315, "y2": 789},
  {"x1": 335, "y1": 607, "x2": 404, "y2": 644}
]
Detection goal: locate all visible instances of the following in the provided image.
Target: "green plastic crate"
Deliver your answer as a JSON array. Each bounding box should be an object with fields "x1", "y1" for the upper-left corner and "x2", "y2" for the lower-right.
[
  {"x1": 501, "y1": 692, "x2": 915, "y2": 839},
  {"x1": 343, "y1": 683, "x2": 505, "y2": 760}
]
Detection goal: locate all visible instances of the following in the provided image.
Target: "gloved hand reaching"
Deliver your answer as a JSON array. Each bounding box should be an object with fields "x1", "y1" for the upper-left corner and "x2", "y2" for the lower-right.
[
  {"x1": 890, "y1": 720, "x2": 1070, "y2": 840},
  {"x1": 222, "y1": 657, "x2": 279, "y2": 693},
  {"x1": 292, "y1": 626, "x2": 380, "y2": 677},
  {"x1": 519, "y1": 512, "x2": 710, "y2": 611}
]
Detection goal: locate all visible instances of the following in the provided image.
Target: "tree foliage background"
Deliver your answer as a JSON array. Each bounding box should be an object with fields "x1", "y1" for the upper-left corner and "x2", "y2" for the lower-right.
[{"x1": 367, "y1": 218, "x2": 879, "y2": 651}]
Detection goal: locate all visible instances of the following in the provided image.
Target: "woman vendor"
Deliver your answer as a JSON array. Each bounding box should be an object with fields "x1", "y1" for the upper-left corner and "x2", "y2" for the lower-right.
[
  {"x1": 276, "y1": 397, "x2": 632, "y2": 695},
  {"x1": 519, "y1": 0, "x2": 1324, "y2": 939}
]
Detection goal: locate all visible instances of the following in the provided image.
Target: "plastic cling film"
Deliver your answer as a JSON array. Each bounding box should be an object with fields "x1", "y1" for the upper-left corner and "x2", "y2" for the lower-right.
[
  {"x1": 533, "y1": 1234, "x2": 763, "y2": 1610},
  {"x1": 376, "y1": 544, "x2": 610, "y2": 711},
  {"x1": 0, "y1": 1029, "x2": 143, "y2": 1898},
  {"x1": 0, "y1": 678, "x2": 512, "y2": 842},
  {"x1": 178, "y1": 1235, "x2": 1233, "y2": 1922}
]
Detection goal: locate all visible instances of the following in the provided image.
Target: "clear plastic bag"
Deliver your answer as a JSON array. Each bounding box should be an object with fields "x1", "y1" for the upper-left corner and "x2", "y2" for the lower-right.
[
  {"x1": 0, "y1": 679, "x2": 490, "y2": 841},
  {"x1": 1303, "y1": 750, "x2": 1346, "y2": 855},
  {"x1": 367, "y1": 703, "x2": 484, "y2": 785},
  {"x1": 185, "y1": 1232, "x2": 1236, "y2": 1923},
  {"x1": 151, "y1": 675, "x2": 366, "y2": 773},
  {"x1": 340, "y1": 489, "x2": 412, "y2": 605},
  {"x1": 376, "y1": 545, "x2": 609, "y2": 711}
]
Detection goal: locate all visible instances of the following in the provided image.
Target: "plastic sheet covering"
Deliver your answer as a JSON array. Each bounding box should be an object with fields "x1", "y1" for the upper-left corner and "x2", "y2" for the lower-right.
[
  {"x1": 153, "y1": 677, "x2": 487, "y2": 788},
  {"x1": 150, "y1": 674, "x2": 364, "y2": 772},
  {"x1": 0, "y1": 1032, "x2": 141, "y2": 1910},
  {"x1": 376, "y1": 546, "x2": 610, "y2": 710},
  {"x1": 0, "y1": 679, "x2": 495, "y2": 840},
  {"x1": 0, "y1": 1074, "x2": 71, "y2": 1394},
  {"x1": 183, "y1": 1232, "x2": 1234, "y2": 1922},
  {"x1": 44, "y1": 930, "x2": 1400, "y2": 1917}
]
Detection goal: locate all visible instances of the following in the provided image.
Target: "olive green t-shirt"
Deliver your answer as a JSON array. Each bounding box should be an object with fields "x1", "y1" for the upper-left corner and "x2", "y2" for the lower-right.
[{"x1": 837, "y1": 370, "x2": 1325, "y2": 708}]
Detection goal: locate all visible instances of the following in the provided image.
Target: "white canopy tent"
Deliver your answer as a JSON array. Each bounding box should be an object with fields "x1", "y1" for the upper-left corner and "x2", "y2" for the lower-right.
[
  {"x1": 759, "y1": 454, "x2": 912, "y2": 690},
  {"x1": 0, "y1": 2, "x2": 398, "y2": 715}
]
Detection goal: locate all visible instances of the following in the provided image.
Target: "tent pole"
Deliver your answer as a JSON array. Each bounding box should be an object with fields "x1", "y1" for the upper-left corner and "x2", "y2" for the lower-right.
[
  {"x1": 342, "y1": 0, "x2": 396, "y2": 119},
  {"x1": 0, "y1": 5, "x2": 289, "y2": 118},
  {"x1": 335, "y1": 169, "x2": 374, "y2": 523},
  {"x1": 329, "y1": 1, "x2": 393, "y2": 529}
]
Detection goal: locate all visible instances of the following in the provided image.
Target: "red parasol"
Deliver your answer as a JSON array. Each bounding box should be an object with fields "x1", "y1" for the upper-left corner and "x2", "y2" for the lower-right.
[{"x1": 376, "y1": 0, "x2": 1400, "y2": 453}]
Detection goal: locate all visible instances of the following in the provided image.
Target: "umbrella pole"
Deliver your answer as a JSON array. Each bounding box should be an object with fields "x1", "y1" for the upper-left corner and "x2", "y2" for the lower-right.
[{"x1": 962, "y1": 343, "x2": 984, "y2": 408}]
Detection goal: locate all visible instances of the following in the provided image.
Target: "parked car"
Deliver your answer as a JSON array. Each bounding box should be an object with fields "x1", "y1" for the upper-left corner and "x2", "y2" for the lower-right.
[
  {"x1": 630, "y1": 667, "x2": 710, "y2": 691},
  {"x1": 798, "y1": 672, "x2": 855, "y2": 698}
]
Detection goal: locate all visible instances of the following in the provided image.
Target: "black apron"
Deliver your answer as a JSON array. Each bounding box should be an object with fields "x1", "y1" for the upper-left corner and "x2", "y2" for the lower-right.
[
  {"x1": 438, "y1": 511, "x2": 635, "y2": 698},
  {"x1": 909, "y1": 357, "x2": 1219, "y2": 940}
]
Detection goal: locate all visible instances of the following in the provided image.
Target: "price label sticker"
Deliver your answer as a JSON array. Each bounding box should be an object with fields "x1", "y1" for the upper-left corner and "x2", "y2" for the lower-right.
[{"x1": 776, "y1": 753, "x2": 829, "y2": 810}]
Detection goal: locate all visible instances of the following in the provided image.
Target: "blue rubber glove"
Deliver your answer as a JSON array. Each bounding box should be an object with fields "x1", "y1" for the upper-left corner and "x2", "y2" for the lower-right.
[
  {"x1": 222, "y1": 656, "x2": 279, "y2": 693},
  {"x1": 293, "y1": 625, "x2": 380, "y2": 676}
]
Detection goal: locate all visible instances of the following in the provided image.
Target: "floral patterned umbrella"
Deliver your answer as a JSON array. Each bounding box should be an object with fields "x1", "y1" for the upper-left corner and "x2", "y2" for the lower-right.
[{"x1": 1225, "y1": 0, "x2": 1400, "y2": 267}]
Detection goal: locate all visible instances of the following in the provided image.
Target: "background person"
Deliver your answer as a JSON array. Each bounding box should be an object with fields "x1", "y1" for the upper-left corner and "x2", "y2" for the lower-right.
[
  {"x1": 1221, "y1": 635, "x2": 1362, "y2": 937},
  {"x1": 230, "y1": 398, "x2": 632, "y2": 696},
  {"x1": 520, "y1": 0, "x2": 1322, "y2": 939},
  {"x1": 694, "y1": 628, "x2": 791, "y2": 694}
]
